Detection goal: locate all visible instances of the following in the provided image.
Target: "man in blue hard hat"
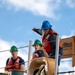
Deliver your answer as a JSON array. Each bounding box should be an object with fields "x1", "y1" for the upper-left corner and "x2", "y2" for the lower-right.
[{"x1": 32, "y1": 20, "x2": 63, "y2": 66}]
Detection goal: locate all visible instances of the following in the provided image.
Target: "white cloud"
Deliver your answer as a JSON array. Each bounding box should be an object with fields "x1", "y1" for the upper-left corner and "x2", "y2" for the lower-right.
[
  {"x1": 0, "y1": 39, "x2": 11, "y2": 72},
  {"x1": 0, "y1": 0, "x2": 75, "y2": 19},
  {"x1": 61, "y1": 30, "x2": 75, "y2": 39},
  {"x1": 66, "y1": 0, "x2": 75, "y2": 8},
  {"x1": 69, "y1": 67, "x2": 75, "y2": 75},
  {"x1": 59, "y1": 58, "x2": 72, "y2": 70},
  {"x1": 0, "y1": 0, "x2": 62, "y2": 19},
  {"x1": 59, "y1": 58, "x2": 75, "y2": 75},
  {"x1": 0, "y1": 38, "x2": 29, "y2": 73},
  {"x1": 63, "y1": 67, "x2": 75, "y2": 75}
]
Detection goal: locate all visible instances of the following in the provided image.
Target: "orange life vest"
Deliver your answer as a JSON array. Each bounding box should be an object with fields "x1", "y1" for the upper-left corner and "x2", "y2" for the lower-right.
[
  {"x1": 42, "y1": 29, "x2": 62, "y2": 53},
  {"x1": 7, "y1": 56, "x2": 20, "y2": 70}
]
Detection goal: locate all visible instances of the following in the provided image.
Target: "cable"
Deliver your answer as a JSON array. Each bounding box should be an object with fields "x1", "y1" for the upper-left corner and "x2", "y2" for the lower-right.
[
  {"x1": 0, "y1": 45, "x2": 29, "y2": 53},
  {"x1": 58, "y1": 70, "x2": 75, "y2": 74},
  {"x1": 0, "y1": 40, "x2": 56, "y2": 53},
  {"x1": 0, "y1": 50, "x2": 9, "y2": 52},
  {"x1": 18, "y1": 46, "x2": 29, "y2": 49}
]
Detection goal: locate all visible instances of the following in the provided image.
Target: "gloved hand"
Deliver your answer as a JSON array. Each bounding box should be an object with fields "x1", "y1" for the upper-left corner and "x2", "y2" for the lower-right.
[{"x1": 32, "y1": 28, "x2": 36, "y2": 31}]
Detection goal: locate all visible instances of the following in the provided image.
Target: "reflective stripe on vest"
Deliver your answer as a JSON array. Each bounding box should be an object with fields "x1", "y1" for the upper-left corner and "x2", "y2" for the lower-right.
[
  {"x1": 42, "y1": 29, "x2": 62, "y2": 53},
  {"x1": 7, "y1": 56, "x2": 20, "y2": 70},
  {"x1": 42, "y1": 34, "x2": 52, "y2": 52}
]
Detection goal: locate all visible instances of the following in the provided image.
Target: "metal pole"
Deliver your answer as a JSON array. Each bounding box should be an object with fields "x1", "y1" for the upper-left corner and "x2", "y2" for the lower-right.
[
  {"x1": 73, "y1": 67, "x2": 75, "y2": 75},
  {"x1": 54, "y1": 35, "x2": 60, "y2": 75},
  {"x1": 27, "y1": 40, "x2": 32, "y2": 75},
  {"x1": 28, "y1": 40, "x2": 32, "y2": 66}
]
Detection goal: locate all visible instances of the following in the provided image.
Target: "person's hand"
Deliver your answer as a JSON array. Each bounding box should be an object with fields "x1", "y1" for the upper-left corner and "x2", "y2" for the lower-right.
[
  {"x1": 32, "y1": 28, "x2": 36, "y2": 31},
  {"x1": 5, "y1": 66, "x2": 8, "y2": 71},
  {"x1": 4, "y1": 70, "x2": 9, "y2": 74},
  {"x1": 25, "y1": 70, "x2": 27, "y2": 73}
]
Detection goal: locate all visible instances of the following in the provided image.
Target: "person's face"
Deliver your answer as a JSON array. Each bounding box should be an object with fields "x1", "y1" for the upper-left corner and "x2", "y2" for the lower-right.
[
  {"x1": 11, "y1": 52, "x2": 18, "y2": 58},
  {"x1": 43, "y1": 29, "x2": 49, "y2": 35},
  {"x1": 34, "y1": 45, "x2": 41, "y2": 51}
]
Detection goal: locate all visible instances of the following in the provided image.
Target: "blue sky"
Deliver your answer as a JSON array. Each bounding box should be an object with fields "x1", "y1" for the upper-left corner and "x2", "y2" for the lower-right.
[{"x1": 0, "y1": 0, "x2": 75, "y2": 75}]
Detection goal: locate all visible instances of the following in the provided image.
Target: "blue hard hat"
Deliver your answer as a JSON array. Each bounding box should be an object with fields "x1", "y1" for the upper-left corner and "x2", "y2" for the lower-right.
[{"x1": 41, "y1": 20, "x2": 52, "y2": 30}]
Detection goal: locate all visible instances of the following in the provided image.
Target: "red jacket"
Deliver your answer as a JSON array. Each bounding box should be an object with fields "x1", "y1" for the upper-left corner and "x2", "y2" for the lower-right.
[
  {"x1": 6, "y1": 56, "x2": 20, "y2": 71},
  {"x1": 42, "y1": 29, "x2": 62, "y2": 53}
]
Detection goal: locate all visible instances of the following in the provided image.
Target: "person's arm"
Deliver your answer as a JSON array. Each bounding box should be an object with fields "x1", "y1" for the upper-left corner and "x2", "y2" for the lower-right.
[
  {"x1": 29, "y1": 52, "x2": 39, "y2": 62},
  {"x1": 4, "y1": 58, "x2": 9, "y2": 73},
  {"x1": 20, "y1": 64, "x2": 25, "y2": 71},
  {"x1": 19, "y1": 58, "x2": 25, "y2": 71},
  {"x1": 30, "y1": 55, "x2": 34, "y2": 61},
  {"x1": 32, "y1": 28, "x2": 42, "y2": 35}
]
